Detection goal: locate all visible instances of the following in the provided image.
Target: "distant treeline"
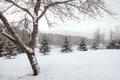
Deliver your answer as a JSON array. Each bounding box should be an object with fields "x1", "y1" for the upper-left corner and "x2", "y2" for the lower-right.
[{"x1": 38, "y1": 32, "x2": 95, "y2": 46}]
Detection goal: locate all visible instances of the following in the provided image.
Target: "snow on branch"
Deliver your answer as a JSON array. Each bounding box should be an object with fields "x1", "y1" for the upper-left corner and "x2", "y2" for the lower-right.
[
  {"x1": 25, "y1": 46, "x2": 34, "y2": 53},
  {"x1": 33, "y1": 12, "x2": 38, "y2": 25},
  {"x1": 0, "y1": 26, "x2": 17, "y2": 43},
  {"x1": 0, "y1": 11, "x2": 32, "y2": 53},
  {"x1": 2, "y1": 28, "x2": 15, "y2": 41}
]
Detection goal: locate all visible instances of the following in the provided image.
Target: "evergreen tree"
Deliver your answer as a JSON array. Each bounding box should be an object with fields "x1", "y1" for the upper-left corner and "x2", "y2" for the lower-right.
[
  {"x1": 78, "y1": 39, "x2": 87, "y2": 51},
  {"x1": 106, "y1": 40, "x2": 116, "y2": 49},
  {"x1": 0, "y1": 39, "x2": 3, "y2": 57},
  {"x1": 91, "y1": 42, "x2": 98, "y2": 50},
  {"x1": 39, "y1": 39, "x2": 50, "y2": 55},
  {"x1": 6, "y1": 41, "x2": 17, "y2": 59},
  {"x1": 0, "y1": 40, "x2": 7, "y2": 56},
  {"x1": 61, "y1": 37, "x2": 72, "y2": 53},
  {"x1": 107, "y1": 40, "x2": 120, "y2": 49},
  {"x1": 119, "y1": 41, "x2": 120, "y2": 49}
]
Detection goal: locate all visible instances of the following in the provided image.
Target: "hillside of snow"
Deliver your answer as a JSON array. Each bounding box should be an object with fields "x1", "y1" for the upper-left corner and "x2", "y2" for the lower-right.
[{"x1": 0, "y1": 47, "x2": 120, "y2": 80}]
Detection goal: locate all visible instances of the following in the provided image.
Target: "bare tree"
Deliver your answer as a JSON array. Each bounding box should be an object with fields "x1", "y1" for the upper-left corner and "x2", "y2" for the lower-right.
[
  {"x1": 110, "y1": 30, "x2": 114, "y2": 41},
  {"x1": 93, "y1": 28, "x2": 105, "y2": 47},
  {"x1": 110, "y1": 26, "x2": 120, "y2": 41},
  {"x1": 93, "y1": 28, "x2": 100, "y2": 47},
  {"x1": 0, "y1": 0, "x2": 113, "y2": 75},
  {"x1": 114, "y1": 26, "x2": 120, "y2": 41}
]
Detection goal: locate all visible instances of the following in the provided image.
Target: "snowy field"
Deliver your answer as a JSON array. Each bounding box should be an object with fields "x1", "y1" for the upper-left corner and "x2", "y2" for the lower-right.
[{"x1": 0, "y1": 47, "x2": 120, "y2": 80}]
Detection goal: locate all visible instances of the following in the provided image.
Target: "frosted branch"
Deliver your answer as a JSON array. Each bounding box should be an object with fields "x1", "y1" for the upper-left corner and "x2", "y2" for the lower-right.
[
  {"x1": 1, "y1": 28, "x2": 16, "y2": 43},
  {"x1": 25, "y1": 46, "x2": 34, "y2": 53}
]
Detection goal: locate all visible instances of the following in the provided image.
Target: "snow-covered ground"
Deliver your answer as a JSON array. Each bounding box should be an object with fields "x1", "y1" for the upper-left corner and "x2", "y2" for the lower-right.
[{"x1": 0, "y1": 47, "x2": 120, "y2": 80}]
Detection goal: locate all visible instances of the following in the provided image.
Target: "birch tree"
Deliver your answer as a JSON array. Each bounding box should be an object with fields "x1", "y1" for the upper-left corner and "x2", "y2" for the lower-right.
[{"x1": 0, "y1": 0, "x2": 113, "y2": 75}]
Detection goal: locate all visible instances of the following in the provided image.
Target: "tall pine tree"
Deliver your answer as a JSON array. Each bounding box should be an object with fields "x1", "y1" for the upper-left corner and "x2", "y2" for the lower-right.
[
  {"x1": 78, "y1": 39, "x2": 87, "y2": 51},
  {"x1": 39, "y1": 39, "x2": 50, "y2": 55},
  {"x1": 0, "y1": 39, "x2": 7, "y2": 56},
  {"x1": 6, "y1": 41, "x2": 17, "y2": 59},
  {"x1": 61, "y1": 37, "x2": 72, "y2": 53}
]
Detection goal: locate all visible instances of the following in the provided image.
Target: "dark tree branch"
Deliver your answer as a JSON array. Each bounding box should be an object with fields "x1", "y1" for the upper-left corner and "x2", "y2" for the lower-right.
[
  {"x1": 1, "y1": 29, "x2": 16, "y2": 43},
  {"x1": 0, "y1": 11, "x2": 31, "y2": 53},
  {"x1": 34, "y1": 0, "x2": 41, "y2": 15},
  {"x1": 2, "y1": 5, "x2": 14, "y2": 13},
  {"x1": 38, "y1": 0, "x2": 74, "y2": 20},
  {"x1": 5, "y1": 0, "x2": 34, "y2": 19},
  {"x1": 28, "y1": 0, "x2": 43, "y2": 49}
]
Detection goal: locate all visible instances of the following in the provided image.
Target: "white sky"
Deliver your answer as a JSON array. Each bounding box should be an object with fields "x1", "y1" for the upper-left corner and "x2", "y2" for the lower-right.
[
  {"x1": 39, "y1": 0, "x2": 120, "y2": 38},
  {"x1": 2, "y1": 0, "x2": 120, "y2": 38}
]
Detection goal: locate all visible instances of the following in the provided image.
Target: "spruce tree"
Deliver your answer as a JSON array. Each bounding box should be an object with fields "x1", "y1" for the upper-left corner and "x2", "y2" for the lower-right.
[
  {"x1": 78, "y1": 39, "x2": 87, "y2": 51},
  {"x1": 106, "y1": 40, "x2": 116, "y2": 49},
  {"x1": 0, "y1": 39, "x2": 3, "y2": 57},
  {"x1": 61, "y1": 37, "x2": 72, "y2": 53},
  {"x1": 119, "y1": 41, "x2": 120, "y2": 49},
  {"x1": 39, "y1": 39, "x2": 50, "y2": 55},
  {"x1": 6, "y1": 41, "x2": 17, "y2": 59},
  {"x1": 0, "y1": 40, "x2": 7, "y2": 56}
]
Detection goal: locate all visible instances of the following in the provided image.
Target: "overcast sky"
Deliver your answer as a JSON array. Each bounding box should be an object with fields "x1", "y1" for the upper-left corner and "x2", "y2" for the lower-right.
[{"x1": 39, "y1": 0, "x2": 120, "y2": 38}]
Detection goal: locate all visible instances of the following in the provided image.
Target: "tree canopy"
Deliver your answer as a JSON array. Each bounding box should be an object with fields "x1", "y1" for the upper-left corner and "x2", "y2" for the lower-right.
[{"x1": 1, "y1": 0, "x2": 113, "y2": 24}]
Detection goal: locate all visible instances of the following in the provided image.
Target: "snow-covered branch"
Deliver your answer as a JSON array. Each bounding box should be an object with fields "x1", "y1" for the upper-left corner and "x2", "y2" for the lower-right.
[
  {"x1": 25, "y1": 46, "x2": 33, "y2": 53},
  {"x1": 0, "y1": 11, "x2": 31, "y2": 53},
  {"x1": 1, "y1": 28, "x2": 16, "y2": 43}
]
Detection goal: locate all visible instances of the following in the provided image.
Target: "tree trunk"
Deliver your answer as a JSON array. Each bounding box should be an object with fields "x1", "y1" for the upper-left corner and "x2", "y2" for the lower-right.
[
  {"x1": 26, "y1": 51, "x2": 40, "y2": 75},
  {"x1": 0, "y1": 12, "x2": 40, "y2": 75}
]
